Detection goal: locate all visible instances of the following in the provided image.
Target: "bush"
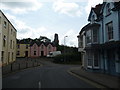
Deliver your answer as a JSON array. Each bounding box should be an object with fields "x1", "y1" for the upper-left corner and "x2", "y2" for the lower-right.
[{"x1": 53, "y1": 52, "x2": 81, "y2": 63}]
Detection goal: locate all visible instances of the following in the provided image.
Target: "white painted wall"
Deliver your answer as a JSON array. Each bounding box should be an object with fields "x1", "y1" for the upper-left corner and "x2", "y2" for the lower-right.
[{"x1": 0, "y1": 11, "x2": 2, "y2": 90}]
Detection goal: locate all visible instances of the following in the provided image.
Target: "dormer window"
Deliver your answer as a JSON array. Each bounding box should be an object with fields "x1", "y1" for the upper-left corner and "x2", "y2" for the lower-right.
[
  {"x1": 106, "y1": 3, "x2": 111, "y2": 16},
  {"x1": 91, "y1": 15, "x2": 95, "y2": 23}
]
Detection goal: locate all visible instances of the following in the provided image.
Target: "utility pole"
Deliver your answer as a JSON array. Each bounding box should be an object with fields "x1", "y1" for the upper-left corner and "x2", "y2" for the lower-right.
[{"x1": 64, "y1": 36, "x2": 68, "y2": 62}]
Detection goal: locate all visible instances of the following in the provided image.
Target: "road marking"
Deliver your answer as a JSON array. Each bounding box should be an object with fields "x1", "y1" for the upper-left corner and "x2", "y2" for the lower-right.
[
  {"x1": 67, "y1": 70, "x2": 107, "y2": 88},
  {"x1": 38, "y1": 81, "x2": 41, "y2": 89}
]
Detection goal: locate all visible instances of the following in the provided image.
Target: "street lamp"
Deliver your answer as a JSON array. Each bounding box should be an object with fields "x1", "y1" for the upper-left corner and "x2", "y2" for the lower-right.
[
  {"x1": 64, "y1": 36, "x2": 68, "y2": 62},
  {"x1": 64, "y1": 36, "x2": 68, "y2": 47}
]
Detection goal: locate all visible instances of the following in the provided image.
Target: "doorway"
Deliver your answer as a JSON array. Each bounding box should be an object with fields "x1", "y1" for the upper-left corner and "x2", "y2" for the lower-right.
[
  {"x1": 107, "y1": 49, "x2": 116, "y2": 74},
  {"x1": 41, "y1": 51, "x2": 44, "y2": 57},
  {"x1": 25, "y1": 51, "x2": 28, "y2": 57}
]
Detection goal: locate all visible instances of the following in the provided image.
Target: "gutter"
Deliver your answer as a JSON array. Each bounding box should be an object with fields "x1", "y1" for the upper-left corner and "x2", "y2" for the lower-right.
[{"x1": 118, "y1": 10, "x2": 120, "y2": 40}]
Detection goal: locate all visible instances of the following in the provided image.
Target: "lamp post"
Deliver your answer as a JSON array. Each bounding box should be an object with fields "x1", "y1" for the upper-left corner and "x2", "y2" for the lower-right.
[{"x1": 64, "y1": 36, "x2": 68, "y2": 62}]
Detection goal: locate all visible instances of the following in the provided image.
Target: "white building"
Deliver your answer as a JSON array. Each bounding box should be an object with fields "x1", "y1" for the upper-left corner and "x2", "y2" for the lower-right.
[{"x1": 78, "y1": 1, "x2": 120, "y2": 75}]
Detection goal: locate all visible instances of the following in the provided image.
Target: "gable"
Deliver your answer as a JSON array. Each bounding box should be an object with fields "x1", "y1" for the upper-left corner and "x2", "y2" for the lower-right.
[
  {"x1": 102, "y1": 2, "x2": 115, "y2": 16},
  {"x1": 88, "y1": 9, "x2": 97, "y2": 22},
  {"x1": 88, "y1": 4, "x2": 103, "y2": 22}
]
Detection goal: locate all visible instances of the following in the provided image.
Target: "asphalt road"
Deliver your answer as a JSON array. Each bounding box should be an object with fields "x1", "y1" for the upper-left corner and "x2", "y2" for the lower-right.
[{"x1": 3, "y1": 59, "x2": 96, "y2": 88}]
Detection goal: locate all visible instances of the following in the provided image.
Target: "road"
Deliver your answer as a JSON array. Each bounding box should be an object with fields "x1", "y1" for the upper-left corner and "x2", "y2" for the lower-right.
[{"x1": 3, "y1": 59, "x2": 96, "y2": 88}]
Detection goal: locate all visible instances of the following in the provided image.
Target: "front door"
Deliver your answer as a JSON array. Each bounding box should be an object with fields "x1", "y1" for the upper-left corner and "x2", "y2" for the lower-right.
[
  {"x1": 41, "y1": 51, "x2": 44, "y2": 57},
  {"x1": 25, "y1": 51, "x2": 28, "y2": 57},
  {"x1": 107, "y1": 49, "x2": 116, "y2": 74}
]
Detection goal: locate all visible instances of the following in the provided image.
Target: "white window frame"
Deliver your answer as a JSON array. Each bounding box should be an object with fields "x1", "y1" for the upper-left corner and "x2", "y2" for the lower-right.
[
  {"x1": 93, "y1": 52, "x2": 99, "y2": 69},
  {"x1": 87, "y1": 52, "x2": 93, "y2": 68},
  {"x1": 92, "y1": 29, "x2": 98, "y2": 43},
  {"x1": 86, "y1": 30, "x2": 92, "y2": 45},
  {"x1": 106, "y1": 22, "x2": 114, "y2": 41}
]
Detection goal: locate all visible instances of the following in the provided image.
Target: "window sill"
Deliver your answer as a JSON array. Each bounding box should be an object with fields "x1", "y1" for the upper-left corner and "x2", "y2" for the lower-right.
[
  {"x1": 93, "y1": 67, "x2": 100, "y2": 69},
  {"x1": 108, "y1": 39, "x2": 114, "y2": 42},
  {"x1": 105, "y1": 13, "x2": 111, "y2": 17},
  {"x1": 87, "y1": 66, "x2": 92, "y2": 69}
]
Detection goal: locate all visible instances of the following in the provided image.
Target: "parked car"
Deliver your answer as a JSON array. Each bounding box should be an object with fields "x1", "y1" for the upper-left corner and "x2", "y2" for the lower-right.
[{"x1": 47, "y1": 51, "x2": 61, "y2": 58}]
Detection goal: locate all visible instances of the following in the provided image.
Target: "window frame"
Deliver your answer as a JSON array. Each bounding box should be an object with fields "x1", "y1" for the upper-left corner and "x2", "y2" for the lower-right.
[
  {"x1": 86, "y1": 30, "x2": 92, "y2": 45},
  {"x1": 92, "y1": 29, "x2": 98, "y2": 43},
  {"x1": 106, "y1": 21, "x2": 114, "y2": 41},
  {"x1": 4, "y1": 21, "x2": 7, "y2": 28}
]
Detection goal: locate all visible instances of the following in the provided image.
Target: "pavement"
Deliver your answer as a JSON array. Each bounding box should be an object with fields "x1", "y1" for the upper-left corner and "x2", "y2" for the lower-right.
[{"x1": 69, "y1": 66, "x2": 120, "y2": 88}]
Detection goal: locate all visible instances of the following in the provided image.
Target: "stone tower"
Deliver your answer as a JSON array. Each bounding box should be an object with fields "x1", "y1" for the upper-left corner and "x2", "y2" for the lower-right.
[{"x1": 54, "y1": 33, "x2": 59, "y2": 46}]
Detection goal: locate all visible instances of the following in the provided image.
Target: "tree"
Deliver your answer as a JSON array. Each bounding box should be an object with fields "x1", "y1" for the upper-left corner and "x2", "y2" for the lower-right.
[{"x1": 39, "y1": 36, "x2": 51, "y2": 42}]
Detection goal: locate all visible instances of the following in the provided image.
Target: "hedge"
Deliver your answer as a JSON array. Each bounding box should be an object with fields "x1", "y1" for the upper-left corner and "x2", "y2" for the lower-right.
[{"x1": 53, "y1": 53, "x2": 81, "y2": 63}]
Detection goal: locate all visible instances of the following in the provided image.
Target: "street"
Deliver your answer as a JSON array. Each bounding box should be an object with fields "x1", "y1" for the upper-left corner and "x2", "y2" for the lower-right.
[{"x1": 3, "y1": 59, "x2": 96, "y2": 88}]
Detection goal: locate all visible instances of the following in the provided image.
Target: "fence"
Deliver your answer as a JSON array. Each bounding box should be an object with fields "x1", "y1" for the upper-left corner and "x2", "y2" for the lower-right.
[{"x1": 2, "y1": 58, "x2": 41, "y2": 75}]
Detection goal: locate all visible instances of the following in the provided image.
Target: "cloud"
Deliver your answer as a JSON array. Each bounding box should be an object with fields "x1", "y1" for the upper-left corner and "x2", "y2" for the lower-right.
[
  {"x1": 5, "y1": 13, "x2": 55, "y2": 41},
  {"x1": 52, "y1": 0, "x2": 82, "y2": 17},
  {"x1": 60, "y1": 29, "x2": 78, "y2": 47},
  {"x1": 1, "y1": 0, "x2": 42, "y2": 14},
  {"x1": 85, "y1": 0, "x2": 103, "y2": 15}
]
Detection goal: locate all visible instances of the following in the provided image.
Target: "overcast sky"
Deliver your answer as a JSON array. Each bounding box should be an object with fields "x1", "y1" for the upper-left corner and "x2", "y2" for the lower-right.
[{"x1": 0, "y1": 0, "x2": 103, "y2": 47}]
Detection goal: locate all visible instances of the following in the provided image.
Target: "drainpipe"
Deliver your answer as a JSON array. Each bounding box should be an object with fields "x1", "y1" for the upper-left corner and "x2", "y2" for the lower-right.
[
  {"x1": 118, "y1": 10, "x2": 120, "y2": 40},
  {"x1": 102, "y1": 15, "x2": 105, "y2": 73}
]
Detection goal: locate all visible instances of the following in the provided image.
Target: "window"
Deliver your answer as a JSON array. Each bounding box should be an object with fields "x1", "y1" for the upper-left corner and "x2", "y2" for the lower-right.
[
  {"x1": 13, "y1": 41, "x2": 14, "y2": 49},
  {"x1": 17, "y1": 44, "x2": 20, "y2": 49},
  {"x1": 12, "y1": 52, "x2": 13, "y2": 61},
  {"x1": 11, "y1": 29, "x2": 12, "y2": 34},
  {"x1": 17, "y1": 51, "x2": 20, "y2": 55},
  {"x1": 10, "y1": 40, "x2": 12, "y2": 49},
  {"x1": 8, "y1": 52, "x2": 10, "y2": 62},
  {"x1": 48, "y1": 45, "x2": 51, "y2": 50},
  {"x1": 34, "y1": 51, "x2": 36, "y2": 55},
  {"x1": 87, "y1": 52, "x2": 93, "y2": 67},
  {"x1": 106, "y1": 3, "x2": 111, "y2": 16},
  {"x1": 26, "y1": 45, "x2": 29, "y2": 49},
  {"x1": 3, "y1": 35, "x2": 6, "y2": 47},
  {"x1": 106, "y1": 22, "x2": 113, "y2": 40},
  {"x1": 79, "y1": 36, "x2": 83, "y2": 48},
  {"x1": 0, "y1": 16, "x2": 1, "y2": 24},
  {"x1": 86, "y1": 30, "x2": 92, "y2": 44},
  {"x1": 1, "y1": 51, "x2": 4, "y2": 62},
  {"x1": 41, "y1": 45, "x2": 44, "y2": 50},
  {"x1": 94, "y1": 53, "x2": 99, "y2": 67},
  {"x1": 91, "y1": 15, "x2": 95, "y2": 23},
  {"x1": 4, "y1": 21, "x2": 7, "y2": 28},
  {"x1": 92, "y1": 29, "x2": 98, "y2": 43}
]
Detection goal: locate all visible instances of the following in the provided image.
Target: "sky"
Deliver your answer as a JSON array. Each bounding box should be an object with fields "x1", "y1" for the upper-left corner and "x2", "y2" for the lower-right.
[{"x1": 0, "y1": 0, "x2": 103, "y2": 47}]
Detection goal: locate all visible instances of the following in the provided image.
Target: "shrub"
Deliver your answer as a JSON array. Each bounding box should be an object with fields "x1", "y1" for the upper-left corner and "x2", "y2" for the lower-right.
[{"x1": 53, "y1": 52, "x2": 81, "y2": 63}]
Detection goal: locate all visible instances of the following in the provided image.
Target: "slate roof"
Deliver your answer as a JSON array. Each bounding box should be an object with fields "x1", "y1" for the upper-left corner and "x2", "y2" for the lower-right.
[
  {"x1": 88, "y1": 4, "x2": 103, "y2": 21},
  {"x1": 29, "y1": 40, "x2": 56, "y2": 47},
  {"x1": 80, "y1": 23, "x2": 100, "y2": 35},
  {"x1": 92, "y1": 4, "x2": 103, "y2": 17}
]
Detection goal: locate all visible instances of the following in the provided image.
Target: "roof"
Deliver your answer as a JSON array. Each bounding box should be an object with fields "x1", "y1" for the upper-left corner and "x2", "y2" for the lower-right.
[
  {"x1": 0, "y1": 10, "x2": 17, "y2": 32},
  {"x1": 30, "y1": 40, "x2": 56, "y2": 47},
  {"x1": 17, "y1": 38, "x2": 32, "y2": 44},
  {"x1": 88, "y1": 4, "x2": 103, "y2": 21},
  {"x1": 112, "y1": 1, "x2": 120, "y2": 11},
  {"x1": 80, "y1": 23, "x2": 100, "y2": 34}
]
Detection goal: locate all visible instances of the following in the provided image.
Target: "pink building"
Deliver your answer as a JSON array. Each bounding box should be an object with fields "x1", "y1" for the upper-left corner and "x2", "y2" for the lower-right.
[
  {"x1": 30, "y1": 42, "x2": 39, "y2": 57},
  {"x1": 30, "y1": 41, "x2": 56, "y2": 57}
]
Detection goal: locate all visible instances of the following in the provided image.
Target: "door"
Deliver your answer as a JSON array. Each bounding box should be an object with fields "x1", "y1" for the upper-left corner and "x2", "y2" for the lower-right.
[
  {"x1": 41, "y1": 51, "x2": 44, "y2": 57},
  {"x1": 25, "y1": 51, "x2": 28, "y2": 57},
  {"x1": 107, "y1": 50, "x2": 116, "y2": 74}
]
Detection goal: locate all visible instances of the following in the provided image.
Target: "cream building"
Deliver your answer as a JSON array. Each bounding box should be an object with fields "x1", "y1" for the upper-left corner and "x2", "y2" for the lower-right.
[
  {"x1": 0, "y1": 10, "x2": 17, "y2": 66},
  {"x1": 16, "y1": 39, "x2": 30, "y2": 58}
]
